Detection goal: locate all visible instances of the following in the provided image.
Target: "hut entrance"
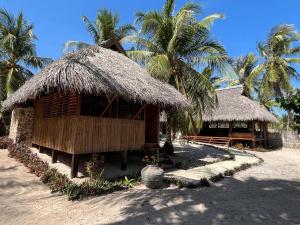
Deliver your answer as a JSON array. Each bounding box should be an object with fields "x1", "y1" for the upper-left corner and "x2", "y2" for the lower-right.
[{"x1": 145, "y1": 105, "x2": 159, "y2": 144}]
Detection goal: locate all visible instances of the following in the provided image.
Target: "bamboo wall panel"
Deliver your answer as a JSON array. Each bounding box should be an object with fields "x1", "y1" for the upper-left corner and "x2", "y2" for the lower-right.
[{"x1": 32, "y1": 116, "x2": 145, "y2": 154}]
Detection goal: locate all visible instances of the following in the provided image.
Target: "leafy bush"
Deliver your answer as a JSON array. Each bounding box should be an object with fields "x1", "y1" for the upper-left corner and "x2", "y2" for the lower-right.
[
  {"x1": 86, "y1": 154, "x2": 104, "y2": 180},
  {"x1": 0, "y1": 136, "x2": 13, "y2": 149},
  {"x1": 0, "y1": 137, "x2": 140, "y2": 201},
  {"x1": 233, "y1": 143, "x2": 244, "y2": 150}
]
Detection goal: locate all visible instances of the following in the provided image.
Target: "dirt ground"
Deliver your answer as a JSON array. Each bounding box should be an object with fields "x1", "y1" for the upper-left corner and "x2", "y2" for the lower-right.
[{"x1": 0, "y1": 148, "x2": 300, "y2": 225}]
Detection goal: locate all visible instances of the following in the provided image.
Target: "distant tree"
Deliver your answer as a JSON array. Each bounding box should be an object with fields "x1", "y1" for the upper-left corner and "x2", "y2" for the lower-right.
[
  {"x1": 278, "y1": 89, "x2": 300, "y2": 132},
  {"x1": 64, "y1": 9, "x2": 136, "y2": 53},
  {"x1": 230, "y1": 53, "x2": 259, "y2": 98},
  {"x1": 127, "y1": 0, "x2": 230, "y2": 150}
]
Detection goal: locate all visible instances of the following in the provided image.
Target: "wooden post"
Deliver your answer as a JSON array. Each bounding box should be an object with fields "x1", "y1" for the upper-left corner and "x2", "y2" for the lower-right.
[
  {"x1": 132, "y1": 103, "x2": 148, "y2": 120},
  {"x1": 71, "y1": 154, "x2": 79, "y2": 178},
  {"x1": 252, "y1": 121, "x2": 256, "y2": 148},
  {"x1": 157, "y1": 104, "x2": 160, "y2": 145},
  {"x1": 101, "y1": 96, "x2": 117, "y2": 117},
  {"x1": 51, "y1": 149, "x2": 58, "y2": 164},
  {"x1": 229, "y1": 122, "x2": 233, "y2": 146},
  {"x1": 121, "y1": 151, "x2": 128, "y2": 170},
  {"x1": 263, "y1": 122, "x2": 268, "y2": 148}
]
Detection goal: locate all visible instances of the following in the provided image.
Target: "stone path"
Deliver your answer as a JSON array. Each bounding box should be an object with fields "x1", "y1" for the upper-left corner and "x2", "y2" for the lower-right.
[{"x1": 165, "y1": 147, "x2": 261, "y2": 186}]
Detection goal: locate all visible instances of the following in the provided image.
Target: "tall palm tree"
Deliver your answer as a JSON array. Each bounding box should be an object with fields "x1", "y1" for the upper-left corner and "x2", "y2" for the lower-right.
[
  {"x1": 248, "y1": 25, "x2": 300, "y2": 100},
  {"x1": 127, "y1": 0, "x2": 229, "y2": 149},
  {"x1": 0, "y1": 9, "x2": 51, "y2": 135},
  {"x1": 64, "y1": 9, "x2": 136, "y2": 53},
  {"x1": 0, "y1": 9, "x2": 51, "y2": 98}
]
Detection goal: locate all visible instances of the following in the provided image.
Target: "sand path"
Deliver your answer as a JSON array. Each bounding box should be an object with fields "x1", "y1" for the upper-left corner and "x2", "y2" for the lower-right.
[{"x1": 0, "y1": 148, "x2": 300, "y2": 225}]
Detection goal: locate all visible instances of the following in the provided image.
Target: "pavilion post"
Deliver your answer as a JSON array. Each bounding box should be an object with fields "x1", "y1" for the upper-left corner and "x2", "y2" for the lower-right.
[
  {"x1": 251, "y1": 121, "x2": 256, "y2": 148},
  {"x1": 263, "y1": 122, "x2": 268, "y2": 148},
  {"x1": 229, "y1": 121, "x2": 233, "y2": 146},
  {"x1": 71, "y1": 154, "x2": 79, "y2": 178},
  {"x1": 121, "y1": 150, "x2": 128, "y2": 170},
  {"x1": 51, "y1": 149, "x2": 58, "y2": 164}
]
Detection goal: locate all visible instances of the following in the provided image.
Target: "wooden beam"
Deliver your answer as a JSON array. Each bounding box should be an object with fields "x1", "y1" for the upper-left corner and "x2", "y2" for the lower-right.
[
  {"x1": 71, "y1": 154, "x2": 79, "y2": 178},
  {"x1": 132, "y1": 103, "x2": 148, "y2": 120},
  {"x1": 100, "y1": 96, "x2": 117, "y2": 117}
]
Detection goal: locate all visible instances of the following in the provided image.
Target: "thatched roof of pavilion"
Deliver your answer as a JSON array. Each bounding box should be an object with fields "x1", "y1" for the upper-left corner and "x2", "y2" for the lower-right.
[
  {"x1": 2, "y1": 45, "x2": 191, "y2": 111},
  {"x1": 202, "y1": 86, "x2": 278, "y2": 123}
]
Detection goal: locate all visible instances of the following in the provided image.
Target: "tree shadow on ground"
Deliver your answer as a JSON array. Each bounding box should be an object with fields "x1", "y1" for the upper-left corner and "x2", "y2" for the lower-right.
[
  {"x1": 0, "y1": 165, "x2": 19, "y2": 172},
  {"x1": 99, "y1": 176, "x2": 300, "y2": 225}
]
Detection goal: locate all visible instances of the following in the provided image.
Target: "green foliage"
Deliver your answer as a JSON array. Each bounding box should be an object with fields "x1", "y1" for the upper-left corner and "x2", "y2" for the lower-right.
[
  {"x1": 0, "y1": 137, "x2": 139, "y2": 201},
  {"x1": 86, "y1": 154, "x2": 104, "y2": 180},
  {"x1": 247, "y1": 25, "x2": 300, "y2": 104},
  {"x1": 0, "y1": 9, "x2": 51, "y2": 99},
  {"x1": 0, "y1": 136, "x2": 12, "y2": 148},
  {"x1": 64, "y1": 9, "x2": 136, "y2": 53},
  {"x1": 127, "y1": 0, "x2": 230, "y2": 136},
  {"x1": 277, "y1": 89, "x2": 300, "y2": 132},
  {"x1": 222, "y1": 53, "x2": 259, "y2": 98}
]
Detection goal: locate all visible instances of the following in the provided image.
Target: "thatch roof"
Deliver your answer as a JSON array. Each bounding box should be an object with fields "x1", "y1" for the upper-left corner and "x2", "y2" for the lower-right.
[
  {"x1": 2, "y1": 45, "x2": 191, "y2": 111},
  {"x1": 202, "y1": 86, "x2": 278, "y2": 123}
]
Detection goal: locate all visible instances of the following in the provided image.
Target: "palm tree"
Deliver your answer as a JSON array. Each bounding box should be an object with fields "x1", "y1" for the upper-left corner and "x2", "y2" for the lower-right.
[
  {"x1": 64, "y1": 9, "x2": 136, "y2": 53},
  {"x1": 127, "y1": 0, "x2": 229, "y2": 149},
  {"x1": 248, "y1": 25, "x2": 300, "y2": 100},
  {"x1": 0, "y1": 9, "x2": 51, "y2": 134},
  {"x1": 227, "y1": 53, "x2": 259, "y2": 98},
  {"x1": 0, "y1": 9, "x2": 51, "y2": 98}
]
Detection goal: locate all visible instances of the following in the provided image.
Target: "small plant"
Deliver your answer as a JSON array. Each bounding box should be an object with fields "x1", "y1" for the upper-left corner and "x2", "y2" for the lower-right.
[
  {"x1": 86, "y1": 154, "x2": 104, "y2": 180},
  {"x1": 0, "y1": 138, "x2": 139, "y2": 201},
  {"x1": 0, "y1": 136, "x2": 13, "y2": 149},
  {"x1": 143, "y1": 155, "x2": 159, "y2": 165},
  {"x1": 233, "y1": 143, "x2": 244, "y2": 150},
  {"x1": 122, "y1": 176, "x2": 135, "y2": 188}
]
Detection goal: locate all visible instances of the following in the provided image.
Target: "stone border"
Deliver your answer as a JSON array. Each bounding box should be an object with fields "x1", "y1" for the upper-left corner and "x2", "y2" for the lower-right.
[{"x1": 165, "y1": 142, "x2": 263, "y2": 188}]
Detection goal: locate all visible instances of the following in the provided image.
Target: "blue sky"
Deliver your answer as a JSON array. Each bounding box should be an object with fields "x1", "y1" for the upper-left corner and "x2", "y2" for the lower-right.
[{"x1": 1, "y1": 0, "x2": 300, "y2": 88}]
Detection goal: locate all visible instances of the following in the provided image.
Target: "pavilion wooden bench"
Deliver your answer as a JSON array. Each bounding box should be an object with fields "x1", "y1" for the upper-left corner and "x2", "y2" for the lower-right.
[{"x1": 181, "y1": 136, "x2": 231, "y2": 146}]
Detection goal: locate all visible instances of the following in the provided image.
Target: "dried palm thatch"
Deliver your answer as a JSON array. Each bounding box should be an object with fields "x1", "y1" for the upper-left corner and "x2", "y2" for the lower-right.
[
  {"x1": 202, "y1": 86, "x2": 278, "y2": 123},
  {"x1": 2, "y1": 45, "x2": 191, "y2": 111}
]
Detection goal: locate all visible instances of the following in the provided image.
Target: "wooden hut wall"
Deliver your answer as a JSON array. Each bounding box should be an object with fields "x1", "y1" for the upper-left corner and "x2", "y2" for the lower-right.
[{"x1": 32, "y1": 92, "x2": 148, "y2": 154}]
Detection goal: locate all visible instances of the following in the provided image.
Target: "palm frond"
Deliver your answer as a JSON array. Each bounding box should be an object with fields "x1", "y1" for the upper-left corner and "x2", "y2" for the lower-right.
[{"x1": 63, "y1": 41, "x2": 91, "y2": 54}]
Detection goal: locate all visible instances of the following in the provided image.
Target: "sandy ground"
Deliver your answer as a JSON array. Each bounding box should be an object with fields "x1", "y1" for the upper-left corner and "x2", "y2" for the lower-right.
[{"x1": 0, "y1": 148, "x2": 300, "y2": 225}]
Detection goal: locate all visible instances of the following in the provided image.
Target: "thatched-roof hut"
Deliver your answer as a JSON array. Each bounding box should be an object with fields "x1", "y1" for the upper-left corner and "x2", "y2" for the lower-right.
[
  {"x1": 3, "y1": 45, "x2": 190, "y2": 177},
  {"x1": 200, "y1": 86, "x2": 278, "y2": 147}
]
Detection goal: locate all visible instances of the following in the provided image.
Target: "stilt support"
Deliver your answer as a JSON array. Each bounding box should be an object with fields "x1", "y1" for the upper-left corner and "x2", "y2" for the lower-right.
[
  {"x1": 51, "y1": 149, "x2": 58, "y2": 163},
  {"x1": 121, "y1": 151, "x2": 128, "y2": 170},
  {"x1": 71, "y1": 154, "x2": 79, "y2": 178}
]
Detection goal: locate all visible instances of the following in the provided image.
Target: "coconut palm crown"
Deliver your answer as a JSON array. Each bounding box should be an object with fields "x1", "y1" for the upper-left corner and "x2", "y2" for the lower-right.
[
  {"x1": 248, "y1": 25, "x2": 300, "y2": 100},
  {"x1": 64, "y1": 9, "x2": 136, "y2": 53},
  {"x1": 0, "y1": 9, "x2": 51, "y2": 99},
  {"x1": 127, "y1": 0, "x2": 229, "y2": 139}
]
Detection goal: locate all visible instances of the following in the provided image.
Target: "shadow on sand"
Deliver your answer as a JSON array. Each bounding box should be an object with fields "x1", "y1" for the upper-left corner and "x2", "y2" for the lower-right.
[{"x1": 98, "y1": 176, "x2": 300, "y2": 225}]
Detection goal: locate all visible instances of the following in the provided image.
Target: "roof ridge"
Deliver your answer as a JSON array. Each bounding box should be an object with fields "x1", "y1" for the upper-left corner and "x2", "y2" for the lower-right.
[{"x1": 216, "y1": 85, "x2": 243, "y2": 91}]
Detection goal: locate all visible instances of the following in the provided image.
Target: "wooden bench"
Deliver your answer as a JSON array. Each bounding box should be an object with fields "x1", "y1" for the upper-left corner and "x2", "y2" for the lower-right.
[{"x1": 181, "y1": 136, "x2": 231, "y2": 146}]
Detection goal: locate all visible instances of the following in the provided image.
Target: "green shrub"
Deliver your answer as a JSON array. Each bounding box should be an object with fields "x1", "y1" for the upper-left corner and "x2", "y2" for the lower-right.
[
  {"x1": 0, "y1": 137, "x2": 139, "y2": 201},
  {"x1": 0, "y1": 136, "x2": 13, "y2": 149},
  {"x1": 86, "y1": 154, "x2": 104, "y2": 179}
]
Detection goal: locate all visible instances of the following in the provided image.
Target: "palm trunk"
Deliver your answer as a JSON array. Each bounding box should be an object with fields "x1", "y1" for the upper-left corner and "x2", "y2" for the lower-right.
[{"x1": 163, "y1": 112, "x2": 174, "y2": 154}]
